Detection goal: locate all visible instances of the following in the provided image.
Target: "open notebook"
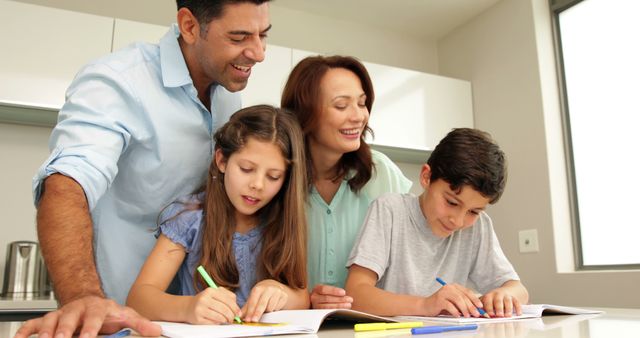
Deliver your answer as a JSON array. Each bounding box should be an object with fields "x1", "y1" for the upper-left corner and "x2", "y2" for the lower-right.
[
  {"x1": 395, "y1": 304, "x2": 604, "y2": 324},
  {"x1": 157, "y1": 304, "x2": 604, "y2": 337},
  {"x1": 158, "y1": 309, "x2": 398, "y2": 338}
]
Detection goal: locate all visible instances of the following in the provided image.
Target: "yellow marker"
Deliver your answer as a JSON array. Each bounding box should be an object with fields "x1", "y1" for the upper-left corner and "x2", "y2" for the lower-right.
[{"x1": 354, "y1": 321, "x2": 424, "y2": 332}]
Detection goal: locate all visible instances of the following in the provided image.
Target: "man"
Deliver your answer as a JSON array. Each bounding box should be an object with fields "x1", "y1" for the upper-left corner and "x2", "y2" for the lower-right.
[{"x1": 16, "y1": 1, "x2": 271, "y2": 337}]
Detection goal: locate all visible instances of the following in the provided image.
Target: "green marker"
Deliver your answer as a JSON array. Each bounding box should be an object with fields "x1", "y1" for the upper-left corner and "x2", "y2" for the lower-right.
[{"x1": 197, "y1": 265, "x2": 242, "y2": 324}]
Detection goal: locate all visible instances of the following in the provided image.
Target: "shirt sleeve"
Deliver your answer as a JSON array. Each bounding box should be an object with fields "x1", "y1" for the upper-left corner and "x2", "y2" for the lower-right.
[
  {"x1": 32, "y1": 62, "x2": 141, "y2": 210},
  {"x1": 345, "y1": 196, "x2": 394, "y2": 281},
  {"x1": 363, "y1": 150, "x2": 413, "y2": 199},
  {"x1": 469, "y1": 213, "x2": 520, "y2": 294},
  {"x1": 158, "y1": 197, "x2": 203, "y2": 252}
]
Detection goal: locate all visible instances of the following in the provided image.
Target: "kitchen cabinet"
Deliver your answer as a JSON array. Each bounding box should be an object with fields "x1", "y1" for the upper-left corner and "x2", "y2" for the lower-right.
[
  {"x1": 0, "y1": 0, "x2": 113, "y2": 109},
  {"x1": 364, "y1": 61, "x2": 473, "y2": 152}
]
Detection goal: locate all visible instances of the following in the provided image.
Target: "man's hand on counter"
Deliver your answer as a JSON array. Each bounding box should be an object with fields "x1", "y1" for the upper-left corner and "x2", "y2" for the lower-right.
[{"x1": 13, "y1": 295, "x2": 162, "y2": 338}]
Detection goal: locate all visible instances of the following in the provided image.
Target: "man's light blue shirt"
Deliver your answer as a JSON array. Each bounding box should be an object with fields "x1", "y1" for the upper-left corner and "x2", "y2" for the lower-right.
[{"x1": 32, "y1": 25, "x2": 241, "y2": 304}]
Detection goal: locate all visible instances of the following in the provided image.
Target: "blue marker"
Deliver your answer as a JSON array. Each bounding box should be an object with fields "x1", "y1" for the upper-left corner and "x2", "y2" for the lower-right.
[
  {"x1": 411, "y1": 324, "x2": 478, "y2": 335},
  {"x1": 435, "y1": 277, "x2": 490, "y2": 318},
  {"x1": 104, "y1": 329, "x2": 132, "y2": 338}
]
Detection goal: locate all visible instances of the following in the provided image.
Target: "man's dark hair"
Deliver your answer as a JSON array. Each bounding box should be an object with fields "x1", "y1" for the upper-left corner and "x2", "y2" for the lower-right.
[
  {"x1": 427, "y1": 128, "x2": 507, "y2": 204},
  {"x1": 176, "y1": 0, "x2": 271, "y2": 28}
]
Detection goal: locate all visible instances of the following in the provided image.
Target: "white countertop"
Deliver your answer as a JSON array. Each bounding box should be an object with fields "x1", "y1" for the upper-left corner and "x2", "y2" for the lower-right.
[{"x1": 0, "y1": 294, "x2": 57, "y2": 313}]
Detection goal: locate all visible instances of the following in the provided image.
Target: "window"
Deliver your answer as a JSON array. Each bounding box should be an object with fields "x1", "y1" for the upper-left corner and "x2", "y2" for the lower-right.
[{"x1": 552, "y1": 0, "x2": 640, "y2": 268}]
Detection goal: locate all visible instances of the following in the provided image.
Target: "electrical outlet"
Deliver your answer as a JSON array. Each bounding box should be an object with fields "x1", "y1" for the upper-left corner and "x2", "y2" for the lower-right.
[{"x1": 518, "y1": 229, "x2": 539, "y2": 253}]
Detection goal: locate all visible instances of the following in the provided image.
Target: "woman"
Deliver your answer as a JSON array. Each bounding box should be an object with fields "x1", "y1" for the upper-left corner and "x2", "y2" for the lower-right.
[{"x1": 281, "y1": 56, "x2": 412, "y2": 309}]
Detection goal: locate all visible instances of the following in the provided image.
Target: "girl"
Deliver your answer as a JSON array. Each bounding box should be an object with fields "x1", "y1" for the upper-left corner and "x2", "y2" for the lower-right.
[
  {"x1": 281, "y1": 56, "x2": 413, "y2": 309},
  {"x1": 127, "y1": 105, "x2": 309, "y2": 324}
]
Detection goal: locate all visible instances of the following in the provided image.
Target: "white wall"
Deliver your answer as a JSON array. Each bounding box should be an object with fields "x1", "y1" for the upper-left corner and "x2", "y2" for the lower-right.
[
  {"x1": 438, "y1": 0, "x2": 640, "y2": 308},
  {"x1": 0, "y1": 123, "x2": 52, "y2": 290}
]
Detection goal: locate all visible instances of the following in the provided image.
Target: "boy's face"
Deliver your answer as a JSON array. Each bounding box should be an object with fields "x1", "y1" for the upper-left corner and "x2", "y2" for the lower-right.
[{"x1": 419, "y1": 165, "x2": 491, "y2": 238}]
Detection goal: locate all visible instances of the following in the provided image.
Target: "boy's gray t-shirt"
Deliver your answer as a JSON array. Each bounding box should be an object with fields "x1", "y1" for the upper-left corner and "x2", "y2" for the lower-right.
[{"x1": 346, "y1": 193, "x2": 519, "y2": 296}]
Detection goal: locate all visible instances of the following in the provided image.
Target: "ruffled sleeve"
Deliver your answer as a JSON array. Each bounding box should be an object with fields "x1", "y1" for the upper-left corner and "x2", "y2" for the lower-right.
[{"x1": 158, "y1": 193, "x2": 204, "y2": 252}]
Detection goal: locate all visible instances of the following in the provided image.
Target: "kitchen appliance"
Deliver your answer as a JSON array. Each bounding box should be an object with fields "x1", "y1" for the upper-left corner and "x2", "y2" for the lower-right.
[{"x1": 1, "y1": 241, "x2": 51, "y2": 297}]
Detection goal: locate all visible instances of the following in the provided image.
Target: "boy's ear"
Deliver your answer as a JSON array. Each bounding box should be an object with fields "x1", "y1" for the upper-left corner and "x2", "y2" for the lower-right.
[
  {"x1": 177, "y1": 7, "x2": 201, "y2": 45},
  {"x1": 214, "y1": 149, "x2": 227, "y2": 173},
  {"x1": 420, "y1": 164, "x2": 432, "y2": 188}
]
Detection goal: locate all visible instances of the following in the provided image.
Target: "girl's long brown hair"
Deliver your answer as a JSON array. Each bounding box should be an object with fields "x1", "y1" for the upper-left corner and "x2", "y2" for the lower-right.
[
  {"x1": 196, "y1": 105, "x2": 308, "y2": 291},
  {"x1": 281, "y1": 55, "x2": 375, "y2": 192}
]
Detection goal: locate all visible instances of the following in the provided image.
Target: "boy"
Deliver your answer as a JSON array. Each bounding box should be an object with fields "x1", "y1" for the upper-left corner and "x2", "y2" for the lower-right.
[{"x1": 345, "y1": 128, "x2": 528, "y2": 318}]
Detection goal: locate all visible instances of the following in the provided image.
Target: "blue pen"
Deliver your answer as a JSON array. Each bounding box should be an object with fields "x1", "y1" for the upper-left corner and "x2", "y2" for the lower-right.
[
  {"x1": 104, "y1": 329, "x2": 132, "y2": 338},
  {"x1": 435, "y1": 277, "x2": 490, "y2": 318},
  {"x1": 411, "y1": 324, "x2": 478, "y2": 335}
]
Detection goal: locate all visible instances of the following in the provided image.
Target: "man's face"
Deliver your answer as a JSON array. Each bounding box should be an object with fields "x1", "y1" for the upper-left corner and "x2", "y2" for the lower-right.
[{"x1": 192, "y1": 2, "x2": 271, "y2": 92}]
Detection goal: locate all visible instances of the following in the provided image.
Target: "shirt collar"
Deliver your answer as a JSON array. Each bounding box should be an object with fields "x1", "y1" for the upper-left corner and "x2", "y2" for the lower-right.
[{"x1": 160, "y1": 24, "x2": 193, "y2": 88}]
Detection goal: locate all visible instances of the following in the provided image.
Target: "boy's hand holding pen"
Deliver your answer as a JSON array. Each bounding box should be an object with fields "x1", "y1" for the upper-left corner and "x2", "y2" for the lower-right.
[{"x1": 421, "y1": 277, "x2": 490, "y2": 318}]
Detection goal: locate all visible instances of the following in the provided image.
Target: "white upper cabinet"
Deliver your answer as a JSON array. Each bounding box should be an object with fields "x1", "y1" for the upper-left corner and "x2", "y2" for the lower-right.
[
  {"x1": 0, "y1": 0, "x2": 113, "y2": 109},
  {"x1": 242, "y1": 44, "x2": 292, "y2": 108},
  {"x1": 112, "y1": 19, "x2": 168, "y2": 51},
  {"x1": 364, "y1": 62, "x2": 473, "y2": 151}
]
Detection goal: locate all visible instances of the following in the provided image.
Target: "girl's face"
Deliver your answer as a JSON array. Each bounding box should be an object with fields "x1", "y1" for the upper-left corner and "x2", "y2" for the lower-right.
[
  {"x1": 308, "y1": 67, "x2": 369, "y2": 156},
  {"x1": 216, "y1": 137, "x2": 287, "y2": 227}
]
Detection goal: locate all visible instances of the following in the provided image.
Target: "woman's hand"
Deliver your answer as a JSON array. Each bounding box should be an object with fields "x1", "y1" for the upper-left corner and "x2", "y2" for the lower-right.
[{"x1": 310, "y1": 284, "x2": 353, "y2": 309}]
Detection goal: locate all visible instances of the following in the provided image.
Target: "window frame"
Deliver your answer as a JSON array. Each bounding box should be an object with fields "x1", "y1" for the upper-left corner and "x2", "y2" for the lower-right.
[{"x1": 550, "y1": 0, "x2": 640, "y2": 270}]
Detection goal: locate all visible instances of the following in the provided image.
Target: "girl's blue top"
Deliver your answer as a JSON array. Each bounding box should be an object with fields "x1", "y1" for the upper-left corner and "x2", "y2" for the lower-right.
[{"x1": 158, "y1": 192, "x2": 263, "y2": 307}]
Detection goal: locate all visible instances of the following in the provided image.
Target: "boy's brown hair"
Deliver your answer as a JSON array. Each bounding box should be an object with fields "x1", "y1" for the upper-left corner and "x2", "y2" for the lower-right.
[{"x1": 427, "y1": 128, "x2": 507, "y2": 203}]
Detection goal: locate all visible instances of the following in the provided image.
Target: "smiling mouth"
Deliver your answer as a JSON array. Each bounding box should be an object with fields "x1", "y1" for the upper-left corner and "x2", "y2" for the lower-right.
[
  {"x1": 243, "y1": 195, "x2": 260, "y2": 204},
  {"x1": 440, "y1": 220, "x2": 457, "y2": 233},
  {"x1": 232, "y1": 64, "x2": 251, "y2": 73},
  {"x1": 340, "y1": 128, "x2": 361, "y2": 136}
]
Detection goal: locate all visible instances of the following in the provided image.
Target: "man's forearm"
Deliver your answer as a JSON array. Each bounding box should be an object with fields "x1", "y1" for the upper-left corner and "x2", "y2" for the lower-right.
[{"x1": 37, "y1": 174, "x2": 104, "y2": 304}]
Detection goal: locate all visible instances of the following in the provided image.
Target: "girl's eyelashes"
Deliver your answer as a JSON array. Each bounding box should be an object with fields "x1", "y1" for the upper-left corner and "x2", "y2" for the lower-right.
[
  {"x1": 239, "y1": 166, "x2": 282, "y2": 181},
  {"x1": 446, "y1": 199, "x2": 458, "y2": 206}
]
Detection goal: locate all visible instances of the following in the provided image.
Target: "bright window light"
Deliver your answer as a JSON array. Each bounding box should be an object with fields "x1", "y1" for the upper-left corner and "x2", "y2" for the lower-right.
[{"x1": 558, "y1": 0, "x2": 640, "y2": 266}]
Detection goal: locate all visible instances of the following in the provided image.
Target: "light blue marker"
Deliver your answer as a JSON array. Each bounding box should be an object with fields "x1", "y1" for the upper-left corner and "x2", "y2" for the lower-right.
[
  {"x1": 411, "y1": 324, "x2": 478, "y2": 335},
  {"x1": 104, "y1": 329, "x2": 131, "y2": 338}
]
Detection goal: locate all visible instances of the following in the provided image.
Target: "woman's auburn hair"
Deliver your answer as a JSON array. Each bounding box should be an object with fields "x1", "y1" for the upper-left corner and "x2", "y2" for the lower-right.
[
  {"x1": 196, "y1": 105, "x2": 308, "y2": 292},
  {"x1": 281, "y1": 55, "x2": 375, "y2": 192}
]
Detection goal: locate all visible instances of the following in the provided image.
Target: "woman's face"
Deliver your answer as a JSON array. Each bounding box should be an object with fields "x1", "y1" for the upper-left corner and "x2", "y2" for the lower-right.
[{"x1": 308, "y1": 67, "x2": 369, "y2": 156}]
